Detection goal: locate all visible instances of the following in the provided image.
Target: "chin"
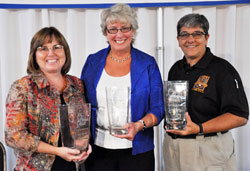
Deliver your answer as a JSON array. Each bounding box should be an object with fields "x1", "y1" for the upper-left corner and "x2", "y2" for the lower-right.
[{"x1": 44, "y1": 70, "x2": 62, "y2": 74}]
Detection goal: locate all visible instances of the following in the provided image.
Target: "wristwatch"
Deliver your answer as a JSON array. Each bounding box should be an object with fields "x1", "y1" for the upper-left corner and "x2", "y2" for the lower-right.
[
  {"x1": 138, "y1": 120, "x2": 146, "y2": 131},
  {"x1": 197, "y1": 123, "x2": 204, "y2": 135}
]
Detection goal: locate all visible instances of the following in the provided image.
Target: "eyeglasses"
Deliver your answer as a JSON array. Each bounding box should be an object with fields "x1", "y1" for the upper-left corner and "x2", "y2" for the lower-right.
[
  {"x1": 37, "y1": 44, "x2": 64, "y2": 55},
  {"x1": 106, "y1": 27, "x2": 132, "y2": 34},
  {"x1": 179, "y1": 31, "x2": 206, "y2": 40}
]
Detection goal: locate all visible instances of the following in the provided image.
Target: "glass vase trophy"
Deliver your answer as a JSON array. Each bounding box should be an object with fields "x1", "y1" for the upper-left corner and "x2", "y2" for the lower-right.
[
  {"x1": 164, "y1": 81, "x2": 188, "y2": 130},
  {"x1": 59, "y1": 103, "x2": 91, "y2": 171},
  {"x1": 106, "y1": 87, "x2": 130, "y2": 135}
]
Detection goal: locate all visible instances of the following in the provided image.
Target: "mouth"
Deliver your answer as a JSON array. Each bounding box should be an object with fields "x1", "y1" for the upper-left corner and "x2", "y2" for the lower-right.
[
  {"x1": 47, "y1": 59, "x2": 57, "y2": 63},
  {"x1": 115, "y1": 40, "x2": 126, "y2": 44},
  {"x1": 185, "y1": 45, "x2": 196, "y2": 48}
]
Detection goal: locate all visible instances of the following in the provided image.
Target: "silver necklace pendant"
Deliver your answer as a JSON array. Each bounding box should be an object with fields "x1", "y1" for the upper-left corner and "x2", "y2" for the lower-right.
[{"x1": 110, "y1": 52, "x2": 131, "y2": 63}]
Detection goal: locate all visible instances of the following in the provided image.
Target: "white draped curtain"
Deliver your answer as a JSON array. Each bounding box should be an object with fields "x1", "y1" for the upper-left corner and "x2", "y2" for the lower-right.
[{"x1": 0, "y1": 4, "x2": 249, "y2": 171}]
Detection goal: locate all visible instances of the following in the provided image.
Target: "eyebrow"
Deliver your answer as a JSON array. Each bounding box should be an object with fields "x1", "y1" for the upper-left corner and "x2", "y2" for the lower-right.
[{"x1": 180, "y1": 30, "x2": 204, "y2": 33}]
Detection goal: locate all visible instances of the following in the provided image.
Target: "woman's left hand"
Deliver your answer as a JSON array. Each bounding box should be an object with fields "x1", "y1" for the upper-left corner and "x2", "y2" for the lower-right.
[
  {"x1": 112, "y1": 122, "x2": 142, "y2": 141},
  {"x1": 166, "y1": 113, "x2": 200, "y2": 136},
  {"x1": 74, "y1": 144, "x2": 92, "y2": 163}
]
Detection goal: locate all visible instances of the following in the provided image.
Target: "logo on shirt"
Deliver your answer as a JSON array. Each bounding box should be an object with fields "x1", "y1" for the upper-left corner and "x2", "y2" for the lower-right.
[{"x1": 192, "y1": 75, "x2": 210, "y2": 93}]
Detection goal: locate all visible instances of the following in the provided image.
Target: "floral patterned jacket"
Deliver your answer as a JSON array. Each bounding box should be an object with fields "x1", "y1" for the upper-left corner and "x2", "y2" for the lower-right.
[{"x1": 5, "y1": 73, "x2": 86, "y2": 171}]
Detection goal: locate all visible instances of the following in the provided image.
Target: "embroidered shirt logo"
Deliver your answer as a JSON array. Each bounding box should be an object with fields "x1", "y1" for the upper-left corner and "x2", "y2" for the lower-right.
[{"x1": 192, "y1": 75, "x2": 210, "y2": 93}]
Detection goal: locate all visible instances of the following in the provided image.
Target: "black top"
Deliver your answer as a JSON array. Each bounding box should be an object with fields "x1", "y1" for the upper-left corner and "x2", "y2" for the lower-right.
[{"x1": 168, "y1": 47, "x2": 249, "y2": 124}]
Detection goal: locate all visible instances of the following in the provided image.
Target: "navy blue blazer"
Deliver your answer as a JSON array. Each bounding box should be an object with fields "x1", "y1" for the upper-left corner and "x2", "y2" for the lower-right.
[{"x1": 81, "y1": 46, "x2": 164, "y2": 155}]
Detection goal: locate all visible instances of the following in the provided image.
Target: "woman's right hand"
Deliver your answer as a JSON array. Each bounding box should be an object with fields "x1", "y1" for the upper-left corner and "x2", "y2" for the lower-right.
[
  {"x1": 56, "y1": 147, "x2": 82, "y2": 162},
  {"x1": 112, "y1": 122, "x2": 142, "y2": 141}
]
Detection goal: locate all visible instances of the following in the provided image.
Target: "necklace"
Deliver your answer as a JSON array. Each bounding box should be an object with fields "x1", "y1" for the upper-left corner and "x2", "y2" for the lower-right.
[{"x1": 110, "y1": 52, "x2": 131, "y2": 63}]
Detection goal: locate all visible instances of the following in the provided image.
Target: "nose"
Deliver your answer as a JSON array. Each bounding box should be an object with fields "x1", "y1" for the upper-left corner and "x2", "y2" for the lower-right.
[
  {"x1": 186, "y1": 35, "x2": 195, "y2": 42},
  {"x1": 115, "y1": 30, "x2": 124, "y2": 38},
  {"x1": 116, "y1": 30, "x2": 122, "y2": 34},
  {"x1": 47, "y1": 48, "x2": 56, "y2": 56}
]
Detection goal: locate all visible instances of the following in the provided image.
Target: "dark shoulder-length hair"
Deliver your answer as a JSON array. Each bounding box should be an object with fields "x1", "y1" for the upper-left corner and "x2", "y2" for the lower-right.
[{"x1": 27, "y1": 27, "x2": 71, "y2": 75}]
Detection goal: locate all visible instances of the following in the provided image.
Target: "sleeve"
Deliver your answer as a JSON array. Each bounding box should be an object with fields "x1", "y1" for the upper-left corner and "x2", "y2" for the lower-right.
[
  {"x1": 148, "y1": 58, "x2": 165, "y2": 125},
  {"x1": 5, "y1": 79, "x2": 40, "y2": 153},
  {"x1": 219, "y1": 66, "x2": 249, "y2": 119}
]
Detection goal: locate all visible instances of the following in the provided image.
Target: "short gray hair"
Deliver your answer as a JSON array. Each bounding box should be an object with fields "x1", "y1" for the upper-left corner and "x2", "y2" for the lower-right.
[
  {"x1": 100, "y1": 3, "x2": 138, "y2": 37},
  {"x1": 177, "y1": 13, "x2": 209, "y2": 36}
]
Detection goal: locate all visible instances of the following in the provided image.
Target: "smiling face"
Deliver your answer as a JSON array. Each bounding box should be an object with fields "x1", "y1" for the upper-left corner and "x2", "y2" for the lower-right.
[
  {"x1": 177, "y1": 26, "x2": 209, "y2": 66},
  {"x1": 35, "y1": 37, "x2": 66, "y2": 76},
  {"x1": 106, "y1": 21, "x2": 135, "y2": 54}
]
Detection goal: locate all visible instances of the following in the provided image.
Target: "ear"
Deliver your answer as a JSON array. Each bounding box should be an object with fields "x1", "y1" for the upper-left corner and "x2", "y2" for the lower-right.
[
  {"x1": 131, "y1": 29, "x2": 135, "y2": 36},
  {"x1": 177, "y1": 36, "x2": 181, "y2": 47},
  {"x1": 205, "y1": 33, "x2": 210, "y2": 40},
  {"x1": 205, "y1": 34, "x2": 210, "y2": 45}
]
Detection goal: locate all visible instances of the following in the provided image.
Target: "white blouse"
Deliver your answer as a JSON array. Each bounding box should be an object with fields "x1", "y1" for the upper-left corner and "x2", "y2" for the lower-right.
[{"x1": 95, "y1": 69, "x2": 132, "y2": 149}]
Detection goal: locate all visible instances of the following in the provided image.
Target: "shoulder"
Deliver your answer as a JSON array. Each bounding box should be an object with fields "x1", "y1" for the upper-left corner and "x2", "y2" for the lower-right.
[
  {"x1": 66, "y1": 75, "x2": 83, "y2": 86},
  {"x1": 86, "y1": 47, "x2": 109, "y2": 64},
  {"x1": 65, "y1": 75, "x2": 85, "y2": 93},
  {"x1": 169, "y1": 59, "x2": 183, "y2": 71},
  {"x1": 132, "y1": 47, "x2": 157, "y2": 64},
  {"x1": 132, "y1": 47, "x2": 154, "y2": 58},
  {"x1": 172, "y1": 59, "x2": 183, "y2": 66},
  {"x1": 10, "y1": 75, "x2": 31, "y2": 89},
  {"x1": 212, "y1": 55, "x2": 233, "y2": 67},
  {"x1": 211, "y1": 56, "x2": 239, "y2": 76},
  {"x1": 7, "y1": 75, "x2": 30, "y2": 101}
]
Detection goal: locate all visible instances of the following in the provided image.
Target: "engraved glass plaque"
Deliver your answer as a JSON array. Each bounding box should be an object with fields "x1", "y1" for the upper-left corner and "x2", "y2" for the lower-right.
[
  {"x1": 164, "y1": 81, "x2": 188, "y2": 130},
  {"x1": 59, "y1": 103, "x2": 91, "y2": 171}
]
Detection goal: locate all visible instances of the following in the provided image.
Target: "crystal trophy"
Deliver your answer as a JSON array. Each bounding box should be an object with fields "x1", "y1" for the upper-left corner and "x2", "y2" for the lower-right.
[
  {"x1": 164, "y1": 81, "x2": 188, "y2": 130},
  {"x1": 59, "y1": 103, "x2": 91, "y2": 171},
  {"x1": 106, "y1": 87, "x2": 130, "y2": 135}
]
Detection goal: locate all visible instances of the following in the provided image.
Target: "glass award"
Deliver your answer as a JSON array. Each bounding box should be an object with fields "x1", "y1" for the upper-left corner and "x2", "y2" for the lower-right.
[{"x1": 164, "y1": 81, "x2": 188, "y2": 130}]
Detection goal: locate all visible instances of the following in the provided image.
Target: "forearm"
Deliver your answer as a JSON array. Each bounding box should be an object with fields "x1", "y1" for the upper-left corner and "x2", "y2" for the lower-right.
[
  {"x1": 202, "y1": 113, "x2": 248, "y2": 134},
  {"x1": 136, "y1": 113, "x2": 158, "y2": 131},
  {"x1": 36, "y1": 141, "x2": 59, "y2": 156},
  {"x1": 166, "y1": 112, "x2": 248, "y2": 136}
]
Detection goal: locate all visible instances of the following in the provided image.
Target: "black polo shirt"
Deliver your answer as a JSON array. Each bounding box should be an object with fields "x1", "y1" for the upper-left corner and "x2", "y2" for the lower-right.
[{"x1": 168, "y1": 47, "x2": 249, "y2": 124}]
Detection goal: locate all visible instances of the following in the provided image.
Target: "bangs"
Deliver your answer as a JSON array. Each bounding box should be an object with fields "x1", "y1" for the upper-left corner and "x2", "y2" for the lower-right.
[{"x1": 106, "y1": 15, "x2": 129, "y2": 26}]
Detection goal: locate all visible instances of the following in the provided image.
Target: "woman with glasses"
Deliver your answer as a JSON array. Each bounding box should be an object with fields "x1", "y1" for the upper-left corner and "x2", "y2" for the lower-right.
[
  {"x1": 81, "y1": 3, "x2": 164, "y2": 171},
  {"x1": 5, "y1": 27, "x2": 91, "y2": 171},
  {"x1": 163, "y1": 13, "x2": 248, "y2": 171}
]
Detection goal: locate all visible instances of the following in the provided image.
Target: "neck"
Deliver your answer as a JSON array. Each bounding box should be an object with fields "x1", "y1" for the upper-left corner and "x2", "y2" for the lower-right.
[
  {"x1": 44, "y1": 72, "x2": 66, "y2": 93},
  {"x1": 187, "y1": 49, "x2": 207, "y2": 66},
  {"x1": 186, "y1": 58, "x2": 200, "y2": 67},
  {"x1": 186, "y1": 54, "x2": 205, "y2": 67},
  {"x1": 110, "y1": 48, "x2": 131, "y2": 59}
]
